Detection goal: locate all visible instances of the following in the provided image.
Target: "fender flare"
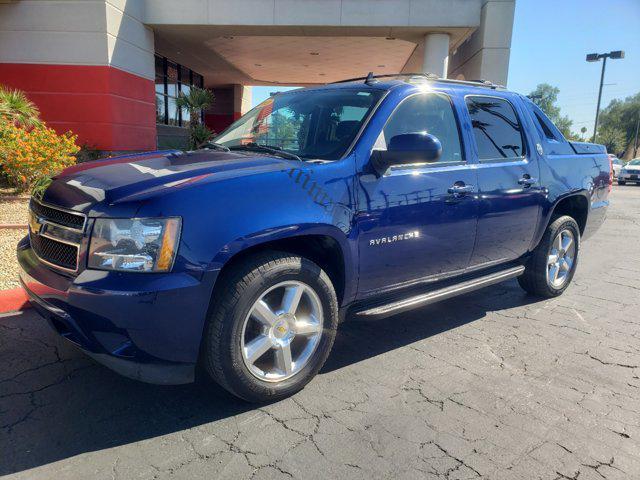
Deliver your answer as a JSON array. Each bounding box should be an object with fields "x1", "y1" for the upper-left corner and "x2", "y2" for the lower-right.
[
  {"x1": 532, "y1": 190, "x2": 590, "y2": 249},
  {"x1": 208, "y1": 223, "x2": 357, "y2": 302}
]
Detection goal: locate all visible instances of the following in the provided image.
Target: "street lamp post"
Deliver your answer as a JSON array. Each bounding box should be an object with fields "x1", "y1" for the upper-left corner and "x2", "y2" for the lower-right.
[{"x1": 586, "y1": 50, "x2": 624, "y2": 143}]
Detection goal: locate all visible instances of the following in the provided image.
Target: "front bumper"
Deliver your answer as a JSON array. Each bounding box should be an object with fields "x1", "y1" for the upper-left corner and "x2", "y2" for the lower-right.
[
  {"x1": 618, "y1": 172, "x2": 640, "y2": 182},
  {"x1": 17, "y1": 236, "x2": 217, "y2": 385}
]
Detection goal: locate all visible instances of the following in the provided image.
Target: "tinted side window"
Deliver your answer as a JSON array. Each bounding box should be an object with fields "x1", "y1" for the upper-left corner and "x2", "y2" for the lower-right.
[
  {"x1": 525, "y1": 101, "x2": 574, "y2": 155},
  {"x1": 381, "y1": 93, "x2": 463, "y2": 163},
  {"x1": 534, "y1": 111, "x2": 557, "y2": 140},
  {"x1": 465, "y1": 96, "x2": 525, "y2": 161},
  {"x1": 529, "y1": 102, "x2": 565, "y2": 141}
]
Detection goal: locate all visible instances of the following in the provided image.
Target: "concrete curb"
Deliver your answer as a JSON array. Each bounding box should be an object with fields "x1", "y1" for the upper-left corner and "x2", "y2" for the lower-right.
[
  {"x1": 0, "y1": 196, "x2": 29, "y2": 202},
  {"x1": 0, "y1": 224, "x2": 27, "y2": 230},
  {"x1": 0, "y1": 288, "x2": 31, "y2": 313}
]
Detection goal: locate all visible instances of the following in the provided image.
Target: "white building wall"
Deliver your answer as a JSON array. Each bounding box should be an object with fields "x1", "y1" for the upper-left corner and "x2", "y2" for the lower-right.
[
  {"x1": 448, "y1": 0, "x2": 516, "y2": 85},
  {"x1": 105, "y1": 0, "x2": 155, "y2": 79},
  {"x1": 142, "y1": 0, "x2": 481, "y2": 27},
  {"x1": 0, "y1": 0, "x2": 154, "y2": 79},
  {"x1": 0, "y1": 1, "x2": 109, "y2": 65}
]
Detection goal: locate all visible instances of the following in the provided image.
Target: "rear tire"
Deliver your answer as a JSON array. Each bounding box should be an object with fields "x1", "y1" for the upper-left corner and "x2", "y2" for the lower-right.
[
  {"x1": 618, "y1": 181, "x2": 626, "y2": 185},
  {"x1": 518, "y1": 216, "x2": 580, "y2": 298},
  {"x1": 201, "y1": 251, "x2": 338, "y2": 403}
]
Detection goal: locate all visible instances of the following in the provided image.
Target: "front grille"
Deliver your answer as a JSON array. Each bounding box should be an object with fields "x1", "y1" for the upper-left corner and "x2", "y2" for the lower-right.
[
  {"x1": 30, "y1": 199, "x2": 85, "y2": 230},
  {"x1": 31, "y1": 234, "x2": 78, "y2": 271}
]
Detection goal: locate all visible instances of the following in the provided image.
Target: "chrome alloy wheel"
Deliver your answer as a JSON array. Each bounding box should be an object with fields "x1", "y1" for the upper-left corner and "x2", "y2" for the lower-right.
[
  {"x1": 240, "y1": 281, "x2": 323, "y2": 382},
  {"x1": 547, "y1": 229, "x2": 576, "y2": 288}
]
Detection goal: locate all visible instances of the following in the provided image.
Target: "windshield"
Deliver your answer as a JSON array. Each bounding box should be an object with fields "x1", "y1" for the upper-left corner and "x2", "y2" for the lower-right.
[
  {"x1": 628, "y1": 159, "x2": 640, "y2": 166},
  {"x1": 214, "y1": 88, "x2": 384, "y2": 160}
]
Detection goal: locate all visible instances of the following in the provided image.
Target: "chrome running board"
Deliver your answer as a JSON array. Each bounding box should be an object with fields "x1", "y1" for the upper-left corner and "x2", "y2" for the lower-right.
[{"x1": 356, "y1": 265, "x2": 525, "y2": 320}]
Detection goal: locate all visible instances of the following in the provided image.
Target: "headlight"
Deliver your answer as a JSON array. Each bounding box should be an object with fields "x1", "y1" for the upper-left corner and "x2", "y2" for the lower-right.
[{"x1": 88, "y1": 217, "x2": 181, "y2": 272}]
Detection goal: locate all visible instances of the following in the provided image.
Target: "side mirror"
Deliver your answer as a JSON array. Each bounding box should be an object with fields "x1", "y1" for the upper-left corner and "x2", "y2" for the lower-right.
[{"x1": 370, "y1": 133, "x2": 442, "y2": 176}]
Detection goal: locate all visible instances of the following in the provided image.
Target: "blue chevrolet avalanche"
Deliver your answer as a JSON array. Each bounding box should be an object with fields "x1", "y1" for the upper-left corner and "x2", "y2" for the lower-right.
[{"x1": 17, "y1": 74, "x2": 610, "y2": 402}]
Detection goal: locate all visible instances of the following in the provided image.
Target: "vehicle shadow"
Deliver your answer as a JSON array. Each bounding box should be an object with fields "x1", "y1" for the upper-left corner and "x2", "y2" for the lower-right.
[
  {"x1": 0, "y1": 280, "x2": 542, "y2": 476},
  {"x1": 324, "y1": 279, "x2": 541, "y2": 373}
]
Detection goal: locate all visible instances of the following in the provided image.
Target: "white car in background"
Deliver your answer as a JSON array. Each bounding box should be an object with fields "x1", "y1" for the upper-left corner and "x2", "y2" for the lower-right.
[
  {"x1": 609, "y1": 155, "x2": 623, "y2": 178},
  {"x1": 618, "y1": 159, "x2": 640, "y2": 185}
]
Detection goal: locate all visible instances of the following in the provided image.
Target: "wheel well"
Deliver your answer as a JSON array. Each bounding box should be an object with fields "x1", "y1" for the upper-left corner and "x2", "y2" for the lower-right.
[
  {"x1": 552, "y1": 195, "x2": 588, "y2": 234},
  {"x1": 216, "y1": 235, "x2": 346, "y2": 305}
]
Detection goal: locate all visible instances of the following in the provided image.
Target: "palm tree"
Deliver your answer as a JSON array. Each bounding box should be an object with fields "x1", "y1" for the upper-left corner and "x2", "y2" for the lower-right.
[
  {"x1": 175, "y1": 87, "x2": 215, "y2": 149},
  {"x1": 176, "y1": 87, "x2": 214, "y2": 126},
  {"x1": 0, "y1": 86, "x2": 41, "y2": 128}
]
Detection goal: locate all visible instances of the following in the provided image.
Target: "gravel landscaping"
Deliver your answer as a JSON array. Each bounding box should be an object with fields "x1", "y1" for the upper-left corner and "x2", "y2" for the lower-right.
[
  {"x1": 0, "y1": 196, "x2": 29, "y2": 225},
  {"x1": 0, "y1": 228, "x2": 25, "y2": 290},
  {"x1": 0, "y1": 196, "x2": 29, "y2": 290}
]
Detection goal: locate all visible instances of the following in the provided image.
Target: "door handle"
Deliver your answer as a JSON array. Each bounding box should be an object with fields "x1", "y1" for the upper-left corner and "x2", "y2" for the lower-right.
[
  {"x1": 447, "y1": 183, "x2": 475, "y2": 196},
  {"x1": 518, "y1": 175, "x2": 538, "y2": 187}
]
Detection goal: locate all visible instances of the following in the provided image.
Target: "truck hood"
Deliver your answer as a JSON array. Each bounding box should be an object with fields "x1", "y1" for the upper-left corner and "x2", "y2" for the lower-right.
[{"x1": 41, "y1": 149, "x2": 296, "y2": 213}]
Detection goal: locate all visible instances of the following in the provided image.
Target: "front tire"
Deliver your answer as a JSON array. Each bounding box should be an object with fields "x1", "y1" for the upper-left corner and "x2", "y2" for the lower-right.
[
  {"x1": 201, "y1": 251, "x2": 338, "y2": 403},
  {"x1": 618, "y1": 180, "x2": 626, "y2": 185},
  {"x1": 518, "y1": 215, "x2": 580, "y2": 298}
]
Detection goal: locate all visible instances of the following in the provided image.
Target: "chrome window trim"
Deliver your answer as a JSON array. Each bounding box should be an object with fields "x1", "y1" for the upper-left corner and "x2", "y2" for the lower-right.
[
  {"x1": 473, "y1": 159, "x2": 530, "y2": 170},
  {"x1": 385, "y1": 160, "x2": 469, "y2": 177}
]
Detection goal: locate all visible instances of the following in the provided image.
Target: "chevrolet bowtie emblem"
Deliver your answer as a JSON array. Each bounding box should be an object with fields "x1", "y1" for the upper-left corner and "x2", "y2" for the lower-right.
[{"x1": 28, "y1": 212, "x2": 43, "y2": 235}]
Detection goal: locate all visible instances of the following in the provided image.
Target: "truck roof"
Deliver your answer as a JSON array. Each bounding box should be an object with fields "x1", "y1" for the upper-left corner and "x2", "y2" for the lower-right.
[
  {"x1": 334, "y1": 72, "x2": 504, "y2": 89},
  {"x1": 282, "y1": 73, "x2": 513, "y2": 98}
]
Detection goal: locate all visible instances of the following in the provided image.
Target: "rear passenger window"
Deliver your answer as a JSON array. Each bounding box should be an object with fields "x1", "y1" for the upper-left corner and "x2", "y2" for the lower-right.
[
  {"x1": 380, "y1": 93, "x2": 464, "y2": 163},
  {"x1": 534, "y1": 111, "x2": 557, "y2": 140},
  {"x1": 465, "y1": 96, "x2": 525, "y2": 161},
  {"x1": 525, "y1": 101, "x2": 574, "y2": 155}
]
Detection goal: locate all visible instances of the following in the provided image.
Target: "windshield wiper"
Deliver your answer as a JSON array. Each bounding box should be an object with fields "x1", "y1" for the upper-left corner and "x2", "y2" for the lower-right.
[{"x1": 229, "y1": 143, "x2": 302, "y2": 161}]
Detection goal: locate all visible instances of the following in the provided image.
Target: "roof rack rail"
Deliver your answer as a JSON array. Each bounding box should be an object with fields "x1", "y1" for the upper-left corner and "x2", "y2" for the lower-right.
[
  {"x1": 330, "y1": 73, "x2": 504, "y2": 90},
  {"x1": 331, "y1": 73, "x2": 437, "y2": 84}
]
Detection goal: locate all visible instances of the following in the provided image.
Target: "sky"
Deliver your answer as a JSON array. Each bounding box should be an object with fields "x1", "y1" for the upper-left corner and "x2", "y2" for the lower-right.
[
  {"x1": 251, "y1": 0, "x2": 640, "y2": 136},
  {"x1": 508, "y1": 0, "x2": 640, "y2": 136}
]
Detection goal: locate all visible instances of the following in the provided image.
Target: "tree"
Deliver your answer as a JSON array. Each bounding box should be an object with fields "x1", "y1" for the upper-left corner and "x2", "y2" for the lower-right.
[
  {"x1": 597, "y1": 92, "x2": 640, "y2": 157},
  {"x1": 580, "y1": 126, "x2": 587, "y2": 141},
  {"x1": 554, "y1": 116, "x2": 574, "y2": 139},
  {"x1": 528, "y1": 83, "x2": 573, "y2": 138},
  {"x1": 0, "y1": 86, "x2": 41, "y2": 128},
  {"x1": 596, "y1": 125, "x2": 626, "y2": 155},
  {"x1": 176, "y1": 87, "x2": 215, "y2": 149}
]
